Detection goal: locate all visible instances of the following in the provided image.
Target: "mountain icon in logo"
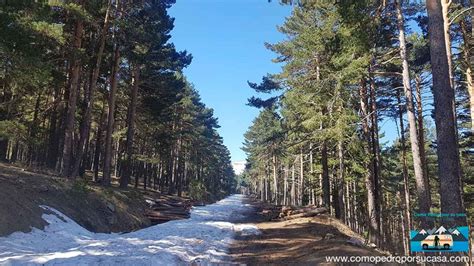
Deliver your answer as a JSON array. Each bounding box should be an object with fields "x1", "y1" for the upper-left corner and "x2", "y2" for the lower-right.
[
  {"x1": 448, "y1": 228, "x2": 468, "y2": 241},
  {"x1": 434, "y1": 225, "x2": 447, "y2": 234}
]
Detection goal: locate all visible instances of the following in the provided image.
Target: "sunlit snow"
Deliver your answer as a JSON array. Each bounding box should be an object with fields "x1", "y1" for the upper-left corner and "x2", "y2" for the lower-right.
[{"x1": 0, "y1": 194, "x2": 259, "y2": 265}]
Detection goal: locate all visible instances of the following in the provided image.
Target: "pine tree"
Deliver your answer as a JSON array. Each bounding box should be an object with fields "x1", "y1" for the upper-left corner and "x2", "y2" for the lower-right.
[{"x1": 426, "y1": 0, "x2": 465, "y2": 220}]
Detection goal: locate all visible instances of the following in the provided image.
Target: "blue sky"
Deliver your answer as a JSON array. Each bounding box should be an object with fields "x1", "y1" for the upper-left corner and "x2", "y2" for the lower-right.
[
  {"x1": 169, "y1": 1, "x2": 292, "y2": 162},
  {"x1": 169, "y1": 1, "x2": 400, "y2": 162}
]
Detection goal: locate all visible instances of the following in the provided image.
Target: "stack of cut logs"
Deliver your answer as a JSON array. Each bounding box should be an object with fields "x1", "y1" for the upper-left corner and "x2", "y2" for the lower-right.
[
  {"x1": 280, "y1": 206, "x2": 327, "y2": 219},
  {"x1": 145, "y1": 196, "x2": 193, "y2": 224},
  {"x1": 260, "y1": 205, "x2": 327, "y2": 221}
]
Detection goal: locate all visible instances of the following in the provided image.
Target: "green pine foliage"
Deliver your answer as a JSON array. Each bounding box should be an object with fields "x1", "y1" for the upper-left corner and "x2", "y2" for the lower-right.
[
  {"x1": 0, "y1": 0, "x2": 236, "y2": 198},
  {"x1": 243, "y1": 0, "x2": 473, "y2": 254}
]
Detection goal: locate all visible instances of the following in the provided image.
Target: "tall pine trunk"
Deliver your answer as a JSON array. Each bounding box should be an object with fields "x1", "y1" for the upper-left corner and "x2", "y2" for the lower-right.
[
  {"x1": 93, "y1": 101, "x2": 107, "y2": 182},
  {"x1": 414, "y1": 75, "x2": 431, "y2": 187},
  {"x1": 299, "y1": 151, "x2": 304, "y2": 206},
  {"x1": 120, "y1": 65, "x2": 140, "y2": 188},
  {"x1": 61, "y1": 14, "x2": 84, "y2": 177},
  {"x1": 28, "y1": 92, "x2": 42, "y2": 165},
  {"x1": 321, "y1": 141, "x2": 330, "y2": 207},
  {"x1": 368, "y1": 73, "x2": 382, "y2": 245},
  {"x1": 272, "y1": 154, "x2": 278, "y2": 204},
  {"x1": 291, "y1": 163, "x2": 295, "y2": 205},
  {"x1": 359, "y1": 78, "x2": 379, "y2": 245},
  {"x1": 396, "y1": 87, "x2": 412, "y2": 256},
  {"x1": 71, "y1": 2, "x2": 111, "y2": 178},
  {"x1": 396, "y1": 0, "x2": 431, "y2": 217},
  {"x1": 426, "y1": 0, "x2": 465, "y2": 221},
  {"x1": 103, "y1": 45, "x2": 121, "y2": 186},
  {"x1": 336, "y1": 140, "x2": 345, "y2": 221}
]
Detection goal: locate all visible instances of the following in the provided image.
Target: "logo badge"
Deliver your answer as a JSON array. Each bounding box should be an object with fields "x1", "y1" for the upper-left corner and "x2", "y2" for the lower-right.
[{"x1": 410, "y1": 224, "x2": 469, "y2": 252}]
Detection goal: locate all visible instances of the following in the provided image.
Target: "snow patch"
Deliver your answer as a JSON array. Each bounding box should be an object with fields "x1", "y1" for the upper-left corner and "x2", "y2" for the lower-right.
[{"x1": 0, "y1": 194, "x2": 259, "y2": 265}]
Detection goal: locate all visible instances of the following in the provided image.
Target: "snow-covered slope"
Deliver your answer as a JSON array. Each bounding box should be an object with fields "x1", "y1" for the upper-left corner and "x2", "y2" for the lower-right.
[{"x1": 0, "y1": 194, "x2": 259, "y2": 265}]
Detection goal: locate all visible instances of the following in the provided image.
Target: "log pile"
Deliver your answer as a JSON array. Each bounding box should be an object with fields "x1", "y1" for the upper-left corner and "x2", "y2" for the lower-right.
[
  {"x1": 145, "y1": 196, "x2": 193, "y2": 224},
  {"x1": 280, "y1": 206, "x2": 327, "y2": 218},
  {"x1": 259, "y1": 204, "x2": 328, "y2": 221},
  {"x1": 281, "y1": 207, "x2": 327, "y2": 220}
]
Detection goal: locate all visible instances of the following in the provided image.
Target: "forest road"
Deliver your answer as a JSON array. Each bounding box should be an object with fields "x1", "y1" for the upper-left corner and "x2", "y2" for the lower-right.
[
  {"x1": 230, "y1": 198, "x2": 383, "y2": 265},
  {"x1": 0, "y1": 194, "x2": 260, "y2": 265}
]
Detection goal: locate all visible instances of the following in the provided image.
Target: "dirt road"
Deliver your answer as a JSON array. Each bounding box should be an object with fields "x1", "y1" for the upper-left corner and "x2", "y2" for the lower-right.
[{"x1": 230, "y1": 198, "x2": 381, "y2": 265}]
